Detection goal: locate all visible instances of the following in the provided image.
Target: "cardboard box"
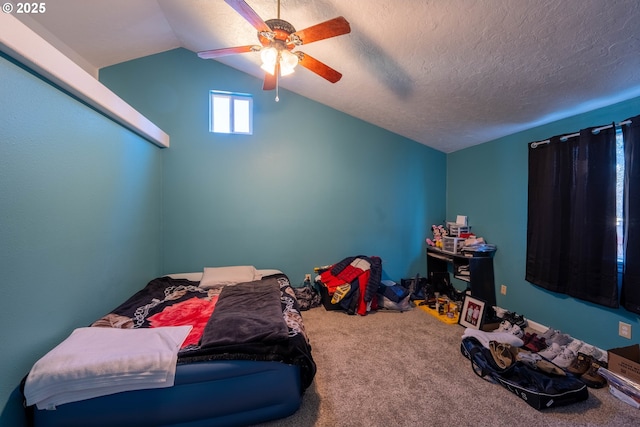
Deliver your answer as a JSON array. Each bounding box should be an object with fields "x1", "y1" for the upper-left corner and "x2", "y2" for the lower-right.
[{"x1": 608, "y1": 344, "x2": 640, "y2": 384}]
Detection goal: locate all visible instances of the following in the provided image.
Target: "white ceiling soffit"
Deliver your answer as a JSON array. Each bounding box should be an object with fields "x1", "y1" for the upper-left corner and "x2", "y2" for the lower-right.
[{"x1": 13, "y1": 0, "x2": 640, "y2": 153}]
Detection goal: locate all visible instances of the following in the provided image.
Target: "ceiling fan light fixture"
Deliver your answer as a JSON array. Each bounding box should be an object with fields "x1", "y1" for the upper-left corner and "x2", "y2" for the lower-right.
[
  {"x1": 279, "y1": 49, "x2": 298, "y2": 76},
  {"x1": 260, "y1": 46, "x2": 278, "y2": 75}
]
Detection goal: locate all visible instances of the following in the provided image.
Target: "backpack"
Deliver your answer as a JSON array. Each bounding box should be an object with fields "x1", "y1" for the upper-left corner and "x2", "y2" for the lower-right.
[{"x1": 460, "y1": 337, "x2": 589, "y2": 410}]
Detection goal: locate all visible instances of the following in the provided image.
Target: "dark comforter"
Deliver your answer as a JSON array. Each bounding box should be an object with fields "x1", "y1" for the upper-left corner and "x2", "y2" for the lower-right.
[{"x1": 91, "y1": 274, "x2": 316, "y2": 390}]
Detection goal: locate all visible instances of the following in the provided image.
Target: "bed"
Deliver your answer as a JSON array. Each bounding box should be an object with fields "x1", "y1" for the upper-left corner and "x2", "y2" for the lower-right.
[{"x1": 21, "y1": 267, "x2": 316, "y2": 427}]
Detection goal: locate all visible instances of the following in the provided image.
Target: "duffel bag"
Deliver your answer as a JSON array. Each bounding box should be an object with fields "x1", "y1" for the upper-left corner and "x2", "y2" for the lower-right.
[
  {"x1": 378, "y1": 281, "x2": 410, "y2": 303},
  {"x1": 460, "y1": 337, "x2": 589, "y2": 410}
]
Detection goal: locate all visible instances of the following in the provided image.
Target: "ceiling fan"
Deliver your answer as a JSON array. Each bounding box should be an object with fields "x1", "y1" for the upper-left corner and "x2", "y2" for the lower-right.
[{"x1": 197, "y1": 0, "x2": 351, "y2": 94}]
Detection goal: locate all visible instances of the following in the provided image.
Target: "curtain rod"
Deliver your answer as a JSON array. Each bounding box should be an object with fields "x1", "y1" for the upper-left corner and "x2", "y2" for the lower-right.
[{"x1": 530, "y1": 119, "x2": 632, "y2": 148}]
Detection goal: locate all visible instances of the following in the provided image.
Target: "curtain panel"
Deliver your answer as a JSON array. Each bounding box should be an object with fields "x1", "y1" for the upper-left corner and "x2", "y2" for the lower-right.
[
  {"x1": 622, "y1": 114, "x2": 640, "y2": 314},
  {"x1": 526, "y1": 125, "x2": 619, "y2": 308}
]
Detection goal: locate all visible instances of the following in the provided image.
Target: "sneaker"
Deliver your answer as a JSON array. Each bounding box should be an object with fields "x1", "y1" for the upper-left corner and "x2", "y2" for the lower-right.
[
  {"x1": 497, "y1": 320, "x2": 513, "y2": 332},
  {"x1": 579, "y1": 344, "x2": 603, "y2": 361},
  {"x1": 566, "y1": 339, "x2": 584, "y2": 354},
  {"x1": 566, "y1": 352, "x2": 593, "y2": 375},
  {"x1": 552, "y1": 347, "x2": 577, "y2": 368},
  {"x1": 509, "y1": 324, "x2": 524, "y2": 339},
  {"x1": 522, "y1": 332, "x2": 534, "y2": 344},
  {"x1": 506, "y1": 313, "x2": 527, "y2": 328},
  {"x1": 580, "y1": 361, "x2": 607, "y2": 388},
  {"x1": 514, "y1": 348, "x2": 565, "y2": 376},
  {"x1": 549, "y1": 332, "x2": 572, "y2": 346},
  {"x1": 523, "y1": 334, "x2": 548, "y2": 353},
  {"x1": 539, "y1": 327, "x2": 558, "y2": 342},
  {"x1": 598, "y1": 352, "x2": 608, "y2": 365},
  {"x1": 538, "y1": 342, "x2": 563, "y2": 361},
  {"x1": 513, "y1": 348, "x2": 541, "y2": 365}
]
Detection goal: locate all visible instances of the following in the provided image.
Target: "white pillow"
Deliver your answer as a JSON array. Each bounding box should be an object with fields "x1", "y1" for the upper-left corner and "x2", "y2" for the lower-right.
[
  {"x1": 166, "y1": 272, "x2": 203, "y2": 281},
  {"x1": 255, "y1": 269, "x2": 283, "y2": 278},
  {"x1": 199, "y1": 266, "x2": 258, "y2": 289}
]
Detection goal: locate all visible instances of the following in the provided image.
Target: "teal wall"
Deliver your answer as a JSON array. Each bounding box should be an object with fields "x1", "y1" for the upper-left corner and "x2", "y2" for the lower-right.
[
  {"x1": 0, "y1": 47, "x2": 445, "y2": 426},
  {"x1": 0, "y1": 55, "x2": 163, "y2": 426},
  {"x1": 99, "y1": 48, "x2": 446, "y2": 284},
  {"x1": 447, "y1": 96, "x2": 640, "y2": 350}
]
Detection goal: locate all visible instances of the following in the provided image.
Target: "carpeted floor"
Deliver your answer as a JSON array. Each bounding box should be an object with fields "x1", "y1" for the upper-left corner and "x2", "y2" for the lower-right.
[{"x1": 258, "y1": 305, "x2": 638, "y2": 427}]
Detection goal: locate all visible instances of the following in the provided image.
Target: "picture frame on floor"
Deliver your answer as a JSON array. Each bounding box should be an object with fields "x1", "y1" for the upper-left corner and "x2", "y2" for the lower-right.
[{"x1": 458, "y1": 295, "x2": 486, "y2": 329}]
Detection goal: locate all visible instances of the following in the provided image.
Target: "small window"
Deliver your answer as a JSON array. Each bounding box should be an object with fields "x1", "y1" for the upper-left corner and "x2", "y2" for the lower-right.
[{"x1": 209, "y1": 91, "x2": 253, "y2": 135}]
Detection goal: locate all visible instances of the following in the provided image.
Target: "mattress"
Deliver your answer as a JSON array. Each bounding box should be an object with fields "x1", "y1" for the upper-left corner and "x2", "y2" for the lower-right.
[
  {"x1": 30, "y1": 360, "x2": 302, "y2": 427},
  {"x1": 24, "y1": 269, "x2": 315, "y2": 427}
]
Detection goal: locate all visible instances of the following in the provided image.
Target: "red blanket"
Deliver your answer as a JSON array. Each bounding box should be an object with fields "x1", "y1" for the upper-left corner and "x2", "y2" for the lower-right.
[{"x1": 149, "y1": 296, "x2": 219, "y2": 348}]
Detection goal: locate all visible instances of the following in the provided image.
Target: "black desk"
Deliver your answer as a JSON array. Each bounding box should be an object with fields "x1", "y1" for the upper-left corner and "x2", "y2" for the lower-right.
[{"x1": 426, "y1": 246, "x2": 497, "y2": 307}]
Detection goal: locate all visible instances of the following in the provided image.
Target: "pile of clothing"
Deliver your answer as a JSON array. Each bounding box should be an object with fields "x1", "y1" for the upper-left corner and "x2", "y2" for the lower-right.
[{"x1": 318, "y1": 255, "x2": 382, "y2": 315}]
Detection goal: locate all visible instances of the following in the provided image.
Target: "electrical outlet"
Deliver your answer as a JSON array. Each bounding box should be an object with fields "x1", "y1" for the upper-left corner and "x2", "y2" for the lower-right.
[
  {"x1": 500, "y1": 285, "x2": 507, "y2": 295},
  {"x1": 619, "y1": 321, "x2": 632, "y2": 339},
  {"x1": 305, "y1": 274, "x2": 311, "y2": 282}
]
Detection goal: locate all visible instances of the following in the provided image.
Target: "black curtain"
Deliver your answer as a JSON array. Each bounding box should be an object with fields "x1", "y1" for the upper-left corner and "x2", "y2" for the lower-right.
[
  {"x1": 622, "y1": 114, "x2": 640, "y2": 314},
  {"x1": 526, "y1": 124, "x2": 619, "y2": 308}
]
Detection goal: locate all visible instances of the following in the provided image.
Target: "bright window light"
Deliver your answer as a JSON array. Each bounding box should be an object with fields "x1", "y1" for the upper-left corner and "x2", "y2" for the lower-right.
[{"x1": 209, "y1": 91, "x2": 253, "y2": 135}]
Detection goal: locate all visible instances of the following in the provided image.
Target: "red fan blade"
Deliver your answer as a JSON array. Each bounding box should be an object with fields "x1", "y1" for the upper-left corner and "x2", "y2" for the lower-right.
[
  {"x1": 197, "y1": 45, "x2": 257, "y2": 59},
  {"x1": 297, "y1": 52, "x2": 342, "y2": 83},
  {"x1": 263, "y1": 63, "x2": 278, "y2": 90},
  {"x1": 224, "y1": 0, "x2": 271, "y2": 33},
  {"x1": 290, "y1": 16, "x2": 351, "y2": 45}
]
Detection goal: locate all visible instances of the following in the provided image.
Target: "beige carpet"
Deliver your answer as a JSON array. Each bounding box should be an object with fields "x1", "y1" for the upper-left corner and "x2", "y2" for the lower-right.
[{"x1": 258, "y1": 305, "x2": 638, "y2": 427}]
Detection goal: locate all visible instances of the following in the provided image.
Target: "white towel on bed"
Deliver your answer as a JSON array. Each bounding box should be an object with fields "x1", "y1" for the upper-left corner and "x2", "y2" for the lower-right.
[{"x1": 24, "y1": 325, "x2": 192, "y2": 410}]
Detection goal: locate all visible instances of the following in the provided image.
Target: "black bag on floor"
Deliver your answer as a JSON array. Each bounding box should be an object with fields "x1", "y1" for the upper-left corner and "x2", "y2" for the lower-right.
[
  {"x1": 378, "y1": 282, "x2": 410, "y2": 303},
  {"x1": 460, "y1": 337, "x2": 589, "y2": 410},
  {"x1": 401, "y1": 274, "x2": 429, "y2": 300}
]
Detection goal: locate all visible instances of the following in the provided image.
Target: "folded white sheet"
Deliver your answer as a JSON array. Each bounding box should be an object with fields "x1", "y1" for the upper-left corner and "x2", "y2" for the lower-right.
[{"x1": 24, "y1": 325, "x2": 192, "y2": 410}]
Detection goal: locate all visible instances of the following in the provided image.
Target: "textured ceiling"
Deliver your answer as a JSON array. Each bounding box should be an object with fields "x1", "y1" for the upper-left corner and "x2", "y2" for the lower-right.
[{"x1": 13, "y1": 0, "x2": 640, "y2": 153}]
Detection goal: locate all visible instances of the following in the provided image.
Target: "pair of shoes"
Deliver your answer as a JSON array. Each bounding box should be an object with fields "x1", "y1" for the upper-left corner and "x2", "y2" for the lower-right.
[
  {"x1": 548, "y1": 332, "x2": 573, "y2": 346},
  {"x1": 552, "y1": 347, "x2": 578, "y2": 368},
  {"x1": 496, "y1": 320, "x2": 524, "y2": 339},
  {"x1": 538, "y1": 342, "x2": 564, "y2": 361},
  {"x1": 503, "y1": 312, "x2": 527, "y2": 329},
  {"x1": 539, "y1": 327, "x2": 558, "y2": 341},
  {"x1": 566, "y1": 339, "x2": 584, "y2": 353},
  {"x1": 579, "y1": 343, "x2": 604, "y2": 362},
  {"x1": 580, "y1": 360, "x2": 608, "y2": 388},
  {"x1": 539, "y1": 328, "x2": 572, "y2": 345},
  {"x1": 522, "y1": 333, "x2": 547, "y2": 352},
  {"x1": 566, "y1": 352, "x2": 593, "y2": 375},
  {"x1": 566, "y1": 352, "x2": 608, "y2": 388}
]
